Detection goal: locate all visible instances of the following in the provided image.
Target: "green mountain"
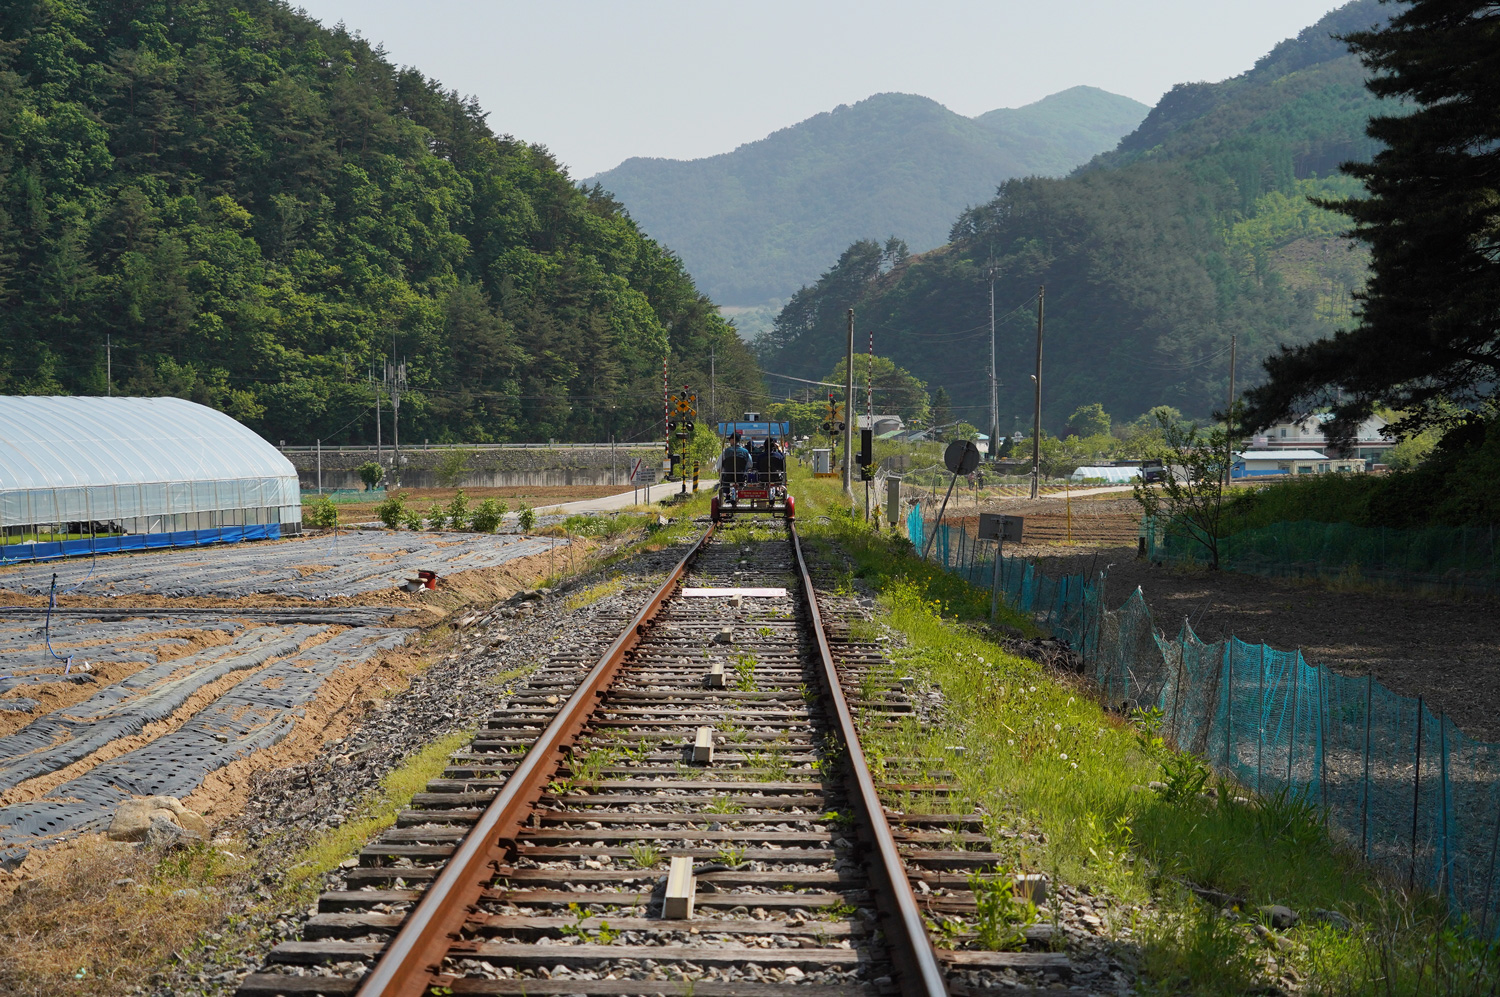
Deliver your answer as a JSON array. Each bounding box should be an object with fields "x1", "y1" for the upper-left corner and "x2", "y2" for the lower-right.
[
  {"x1": 0, "y1": 0, "x2": 758, "y2": 444},
  {"x1": 756, "y1": 0, "x2": 1387, "y2": 432},
  {"x1": 587, "y1": 87, "x2": 1148, "y2": 309}
]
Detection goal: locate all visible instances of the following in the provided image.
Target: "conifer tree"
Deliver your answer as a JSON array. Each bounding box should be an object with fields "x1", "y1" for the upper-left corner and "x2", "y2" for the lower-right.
[{"x1": 1245, "y1": 1, "x2": 1500, "y2": 442}]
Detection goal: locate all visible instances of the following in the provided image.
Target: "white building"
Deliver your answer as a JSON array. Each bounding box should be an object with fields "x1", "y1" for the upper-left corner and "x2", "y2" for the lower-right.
[
  {"x1": 1252, "y1": 414, "x2": 1394, "y2": 463},
  {"x1": 857, "y1": 414, "x2": 905, "y2": 436},
  {"x1": 1232, "y1": 448, "x2": 1366, "y2": 479}
]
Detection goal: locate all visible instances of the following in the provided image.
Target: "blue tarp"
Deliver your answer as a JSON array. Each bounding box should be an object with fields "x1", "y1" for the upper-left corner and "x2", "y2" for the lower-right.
[{"x1": 0, "y1": 524, "x2": 280, "y2": 564}]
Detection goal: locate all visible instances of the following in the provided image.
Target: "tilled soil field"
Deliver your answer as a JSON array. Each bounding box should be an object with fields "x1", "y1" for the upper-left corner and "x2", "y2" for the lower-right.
[
  {"x1": 923, "y1": 492, "x2": 1500, "y2": 744},
  {"x1": 0, "y1": 530, "x2": 583, "y2": 873},
  {"x1": 1022, "y1": 546, "x2": 1500, "y2": 744}
]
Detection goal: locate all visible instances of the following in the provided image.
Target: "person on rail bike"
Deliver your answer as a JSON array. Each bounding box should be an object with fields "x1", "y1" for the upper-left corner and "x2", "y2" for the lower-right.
[{"x1": 720, "y1": 432, "x2": 750, "y2": 485}]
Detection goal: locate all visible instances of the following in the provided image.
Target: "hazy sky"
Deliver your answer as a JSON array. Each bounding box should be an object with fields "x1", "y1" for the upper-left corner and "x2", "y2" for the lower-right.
[{"x1": 295, "y1": 0, "x2": 1346, "y2": 179}]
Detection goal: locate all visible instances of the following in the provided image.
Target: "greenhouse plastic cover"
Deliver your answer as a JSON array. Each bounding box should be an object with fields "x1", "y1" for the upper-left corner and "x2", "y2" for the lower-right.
[
  {"x1": 1068, "y1": 465, "x2": 1142, "y2": 484},
  {"x1": 0, "y1": 396, "x2": 298, "y2": 527}
]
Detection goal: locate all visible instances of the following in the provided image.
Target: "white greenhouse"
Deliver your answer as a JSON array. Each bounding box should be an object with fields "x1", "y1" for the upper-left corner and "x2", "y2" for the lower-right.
[
  {"x1": 0, "y1": 396, "x2": 300, "y2": 560},
  {"x1": 1068, "y1": 465, "x2": 1143, "y2": 484}
]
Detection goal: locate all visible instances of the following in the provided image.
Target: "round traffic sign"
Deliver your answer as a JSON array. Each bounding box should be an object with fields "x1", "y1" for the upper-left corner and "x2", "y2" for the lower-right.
[{"x1": 944, "y1": 439, "x2": 981, "y2": 475}]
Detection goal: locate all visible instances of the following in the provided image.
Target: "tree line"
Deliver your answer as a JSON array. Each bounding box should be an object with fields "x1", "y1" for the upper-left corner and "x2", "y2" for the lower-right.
[{"x1": 0, "y1": 0, "x2": 759, "y2": 444}]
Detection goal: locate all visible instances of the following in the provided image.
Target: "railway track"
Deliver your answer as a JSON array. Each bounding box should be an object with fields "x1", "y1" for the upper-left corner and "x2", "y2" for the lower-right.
[{"x1": 239, "y1": 518, "x2": 1068, "y2": 997}]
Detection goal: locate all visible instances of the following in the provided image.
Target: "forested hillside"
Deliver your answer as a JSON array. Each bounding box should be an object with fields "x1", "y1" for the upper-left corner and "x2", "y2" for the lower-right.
[
  {"x1": 0, "y1": 0, "x2": 758, "y2": 444},
  {"x1": 756, "y1": 0, "x2": 1386, "y2": 432},
  {"x1": 588, "y1": 87, "x2": 1147, "y2": 308}
]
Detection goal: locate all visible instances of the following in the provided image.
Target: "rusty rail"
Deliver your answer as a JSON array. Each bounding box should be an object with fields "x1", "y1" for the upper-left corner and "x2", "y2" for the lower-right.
[
  {"x1": 790, "y1": 523, "x2": 950, "y2": 996},
  {"x1": 355, "y1": 519, "x2": 949, "y2": 996},
  {"x1": 355, "y1": 524, "x2": 715, "y2": 997}
]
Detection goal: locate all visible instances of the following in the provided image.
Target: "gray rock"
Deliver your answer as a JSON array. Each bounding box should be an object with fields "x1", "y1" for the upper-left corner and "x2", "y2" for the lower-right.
[
  {"x1": 1259, "y1": 904, "x2": 1299, "y2": 929},
  {"x1": 145, "y1": 813, "x2": 205, "y2": 850},
  {"x1": 1307, "y1": 908, "x2": 1352, "y2": 931},
  {"x1": 108, "y1": 795, "x2": 210, "y2": 842}
]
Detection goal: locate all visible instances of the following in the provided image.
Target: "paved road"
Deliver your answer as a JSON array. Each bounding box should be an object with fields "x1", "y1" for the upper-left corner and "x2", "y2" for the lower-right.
[{"x1": 535, "y1": 478, "x2": 717, "y2": 516}]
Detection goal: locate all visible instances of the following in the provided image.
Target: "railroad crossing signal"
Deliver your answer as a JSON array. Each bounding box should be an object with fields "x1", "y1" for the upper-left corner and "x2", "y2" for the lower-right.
[
  {"x1": 668, "y1": 385, "x2": 698, "y2": 487},
  {"x1": 820, "y1": 395, "x2": 844, "y2": 436},
  {"x1": 668, "y1": 387, "x2": 697, "y2": 435}
]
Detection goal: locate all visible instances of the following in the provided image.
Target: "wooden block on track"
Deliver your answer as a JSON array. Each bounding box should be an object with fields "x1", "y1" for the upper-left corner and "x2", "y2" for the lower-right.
[
  {"x1": 706, "y1": 661, "x2": 725, "y2": 688},
  {"x1": 663, "y1": 855, "x2": 696, "y2": 919},
  {"x1": 693, "y1": 726, "x2": 715, "y2": 763}
]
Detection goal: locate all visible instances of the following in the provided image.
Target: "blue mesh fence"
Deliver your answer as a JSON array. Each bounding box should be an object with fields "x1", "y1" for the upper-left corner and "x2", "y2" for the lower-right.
[{"x1": 914, "y1": 519, "x2": 1500, "y2": 931}]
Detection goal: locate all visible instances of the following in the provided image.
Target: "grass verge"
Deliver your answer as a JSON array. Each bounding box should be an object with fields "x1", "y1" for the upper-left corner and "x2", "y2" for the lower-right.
[{"x1": 792, "y1": 469, "x2": 1500, "y2": 996}]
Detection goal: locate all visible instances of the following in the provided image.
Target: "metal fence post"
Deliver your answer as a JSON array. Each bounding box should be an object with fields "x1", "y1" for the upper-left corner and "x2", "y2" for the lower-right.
[
  {"x1": 1223, "y1": 642, "x2": 1233, "y2": 769},
  {"x1": 1172, "y1": 625, "x2": 1186, "y2": 745},
  {"x1": 1410, "y1": 697, "x2": 1424, "y2": 891},
  {"x1": 1288, "y1": 652, "x2": 1299, "y2": 788},
  {"x1": 1317, "y1": 664, "x2": 1328, "y2": 821},
  {"x1": 1481, "y1": 795, "x2": 1500, "y2": 938},
  {"x1": 1362, "y1": 673, "x2": 1373, "y2": 859},
  {"x1": 1439, "y1": 713, "x2": 1452, "y2": 902},
  {"x1": 990, "y1": 542, "x2": 1001, "y2": 624},
  {"x1": 1258, "y1": 644, "x2": 1267, "y2": 795}
]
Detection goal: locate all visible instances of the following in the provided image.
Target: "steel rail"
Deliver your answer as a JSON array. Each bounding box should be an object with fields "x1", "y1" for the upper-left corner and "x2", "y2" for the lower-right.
[
  {"x1": 356, "y1": 523, "x2": 716, "y2": 997},
  {"x1": 790, "y1": 523, "x2": 951, "y2": 997}
]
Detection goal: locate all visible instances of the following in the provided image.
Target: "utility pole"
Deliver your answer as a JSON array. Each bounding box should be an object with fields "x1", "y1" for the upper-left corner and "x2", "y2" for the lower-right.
[
  {"x1": 866, "y1": 317, "x2": 875, "y2": 523},
  {"x1": 988, "y1": 259, "x2": 999, "y2": 461},
  {"x1": 105, "y1": 334, "x2": 111, "y2": 397},
  {"x1": 843, "y1": 308, "x2": 854, "y2": 498},
  {"x1": 372, "y1": 365, "x2": 382, "y2": 467},
  {"x1": 1225, "y1": 334, "x2": 1238, "y2": 487},
  {"x1": 709, "y1": 346, "x2": 716, "y2": 433},
  {"x1": 1030, "y1": 285, "x2": 1045, "y2": 499},
  {"x1": 385, "y1": 359, "x2": 407, "y2": 486}
]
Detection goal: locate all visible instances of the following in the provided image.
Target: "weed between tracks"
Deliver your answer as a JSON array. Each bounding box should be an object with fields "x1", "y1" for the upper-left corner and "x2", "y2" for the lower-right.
[{"x1": 787, "y1": 465, "x2": 1500, "y2": 996}]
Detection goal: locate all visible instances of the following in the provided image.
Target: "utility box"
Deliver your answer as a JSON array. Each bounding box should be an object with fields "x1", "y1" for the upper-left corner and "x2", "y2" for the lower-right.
[
  {"x1": 811, "y1": 449, "x2": 832, "y2": 475},
  {"x1": 886, "y1": 475, "x2": 902, "y2": 531}
]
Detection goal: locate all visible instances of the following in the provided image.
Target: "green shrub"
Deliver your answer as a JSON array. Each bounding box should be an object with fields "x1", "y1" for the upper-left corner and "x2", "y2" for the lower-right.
[
  {"x1": 562, "y1": 513, "x2": 642, "y2": 539},
  {"x1": 401, "y1": 508, "x2": 423, "y2": 531},
  {"x1": 517, "y1": 503, "x2": 536, "y2": 532},
  {"x1": 425, "y1": 501, "x2": 446, "y2": 530},
  {"x1": 445, "y1": 490, "x2": 470, "y2": 530},
  {"x1": 470, "y1": 498, "x2": 504, "y2": 533},
  {"x1": 375, "y1": 491, "x2": 407, "y2": 530},
  {"x1": 356, "y1": 461, "x2": 384, "y2": 490},
  {"x1": 305, "y1": 494, "x2": 338, "y2": 529}
]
